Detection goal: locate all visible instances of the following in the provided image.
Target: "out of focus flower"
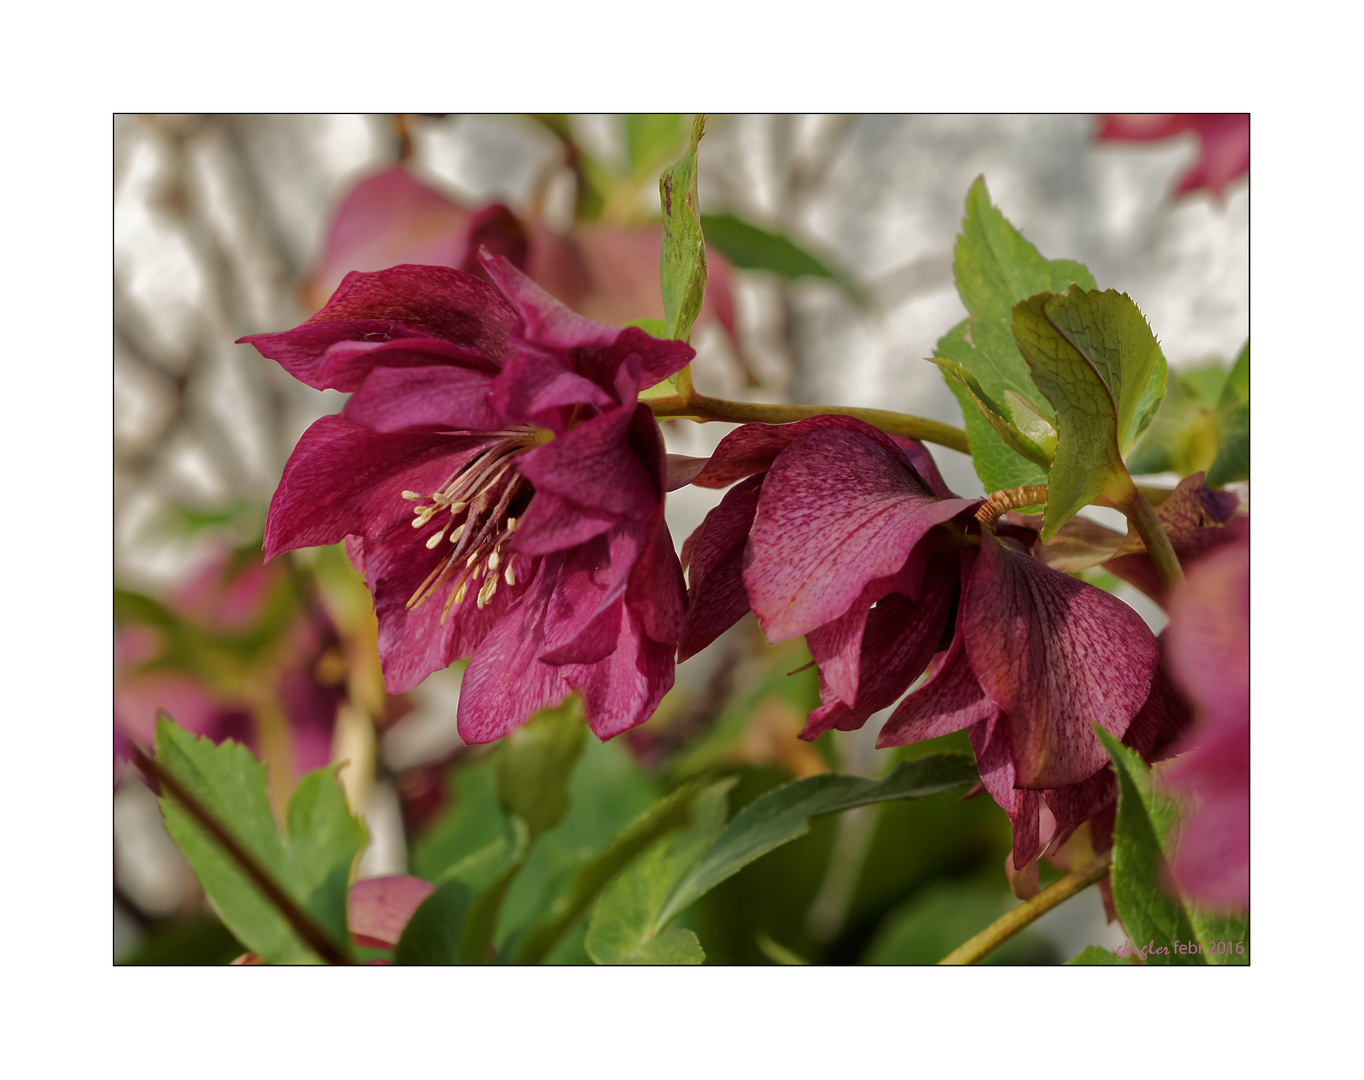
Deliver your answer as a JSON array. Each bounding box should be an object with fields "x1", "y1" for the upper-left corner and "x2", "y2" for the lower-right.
[
  {"x1": 242, "y1": 254, "x2": 693, "y2": 743},
  {"x1": 1097, "y1": 114, "x2": 1249, "y2": 197},
  {"x1": 1160, "y1": 534, "x2": 1250, "y2": 910},
  {"x1": 304, "y1": 165, "x2": 736, "y2": 340},
  {"x1": 114, "y1": 547, "x2": 346, "y2": 790}
]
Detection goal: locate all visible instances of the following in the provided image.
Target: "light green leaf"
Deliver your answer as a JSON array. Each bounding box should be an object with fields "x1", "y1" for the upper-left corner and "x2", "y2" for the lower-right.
[
  {"x1": 935, "y1": 351, "x2": 1055, "y2": 470},
  {"x1": 585, "y1": 780, "x2": 734, "y2": 964},
  {"x1": 1013, "y1": 288, "x2": 1165, "y2": 539},
  {"x1": 659, "y1": 114, "x2": 708, "y2": 343},
  {"x1": 655, "y1": 753, "x2": 978, "y2": 930},
  {"x1": 514, "y1": 778, "x2": 709, "y2": 964},
  {"x1": 1097, "y1": 729, "x2": 1203, "y2": 966},
  {"x1": 699, "y1": 211, "x2": 859, "y2": 297},
  {"x1": 1205, "y1": 341, "x2": 1249, "y2": 486},
  {"x1": 494, "y1": 701, "x2": 587, "y2": 840},
  {"x1": 1065, "y1": 945, "x2": 1129, "y2": 965},
  {"x1": 937, "y1": 177, "x2": 1094, "y2": 492},
  {"x1": 392, "y1": 877, "x2": 475, "y2": 965},
  {"x1": 154, "y1": 715, "x2": 366, "y2": 965},
  {"x1": 1126, "y1": 361, "x2": 1229, "y2": 476}
]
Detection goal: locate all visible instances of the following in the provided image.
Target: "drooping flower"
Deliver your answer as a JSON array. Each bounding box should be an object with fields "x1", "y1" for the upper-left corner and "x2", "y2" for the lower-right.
[
  {"x1": 680, "y1": 417, "x2": 1168, "y2": 879},
  {"x1": 1160, "y1": 534, "x2": 1249, "y2": 910},
  {"x1": 1097, "y1": 114, "x2": 1249, "y2": 197},
  {"x1": 240, "y1": 253, "x2": 694, "y2": 744}
]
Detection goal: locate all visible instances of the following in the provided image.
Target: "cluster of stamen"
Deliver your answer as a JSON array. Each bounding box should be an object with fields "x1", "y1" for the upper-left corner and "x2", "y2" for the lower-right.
[{"x1": 402, "y1": 434, "x2": 537, "y2": 621}]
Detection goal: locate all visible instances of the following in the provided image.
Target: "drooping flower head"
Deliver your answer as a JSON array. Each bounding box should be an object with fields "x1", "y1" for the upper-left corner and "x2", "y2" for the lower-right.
[
  {"x1": 680, "y1": 417, "x2": 1169, "y2": 879},
  {"x1": 240, "y1": 253, "x2": 694, "y2": 744}
]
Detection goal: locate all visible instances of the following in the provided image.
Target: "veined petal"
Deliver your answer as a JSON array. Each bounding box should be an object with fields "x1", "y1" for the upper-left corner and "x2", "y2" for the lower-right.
[
  {"x1": 968, "y1": 714, "x2": 1043, "y2": 870},
  {"x1": 518, "y1": 404, "x2": 658, "y2": 518},
  {"x1": 688, "y1": 414, "x2": 912, "y2": 490},
  {"x1": 678, "y1": 476, "x2": 763, "y2": 661},
  {"x1": 965, "y1": 531, "x2": 1158, "y2": 789},
  {"x1": 489, "y1": 341, "x2": 617, "y2": 433},
  {"x1": 745, "y1": 427, "x2": 979, "y2": 642},
  {"x1": 263, "y1": 416, "x2": 499, "y2": 559},
  {"x1": 539, "y1": 524, "x2": 645, "y2": 665},
  {"x1": 343, "y1": 364, "x2": 500, "y2": 432},
  {"x1": 627, "y1": 513, "x2": 686, "y2": 647},
  {"x1": 563, "y1": 607, "x2": 676, "y2": 741},
  {"x1": 511, "y1": 491, "x2": 620, "y2": 556}
]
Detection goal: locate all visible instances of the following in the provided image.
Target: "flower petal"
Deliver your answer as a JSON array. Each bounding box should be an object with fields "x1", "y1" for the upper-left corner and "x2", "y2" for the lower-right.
[
  {"x1": 563, "y1": 607, "x2": 677, "y2": 741},
  {"x1": 539, "y1": 524, "x2": 644, "y2": 665},
  {"x1": 968, "y1": 714, "x2": 1043, "y2": 871},
  {"x1": 517, "y1": 404, "x2": 659, "y2": 519},
  {"x1": 688, "y1": 414, "x2": 911, "y2": 489},
  {"x1": 745, "y1": 427, "x2": 978, "y2": 642},
  {"x1": 347, "y1": 874, "x2": 435, "y2": 949},
  {"x1": 343, "y1": 364, "x2": 500, "y2": 432},
  {"x1": 263, "y1": 416, "x2": 499, "y2": 559},
  {"x1": 678, "y1": 476, "x2": 763, "y2": 661},
  {"x1": 965, "y1": 532, "x2": 1158, "y2": 789}
]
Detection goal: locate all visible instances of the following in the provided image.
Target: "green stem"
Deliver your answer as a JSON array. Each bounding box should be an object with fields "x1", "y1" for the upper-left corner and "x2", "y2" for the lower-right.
[
  {"x1": 1115, "y1": 482, "x2": 1184, "y2": 591},
  {"x1": 648, "y1": 390, "x2": 971, "y2": 455},
  {"x1": 938, "y1": 852, "x2": 1112, "y2": 965}
]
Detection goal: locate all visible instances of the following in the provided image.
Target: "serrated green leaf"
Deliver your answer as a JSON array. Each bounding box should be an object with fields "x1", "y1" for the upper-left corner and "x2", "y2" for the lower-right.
[
  {"x1": 1126, "y1": 362, "x2": 1229, "y2": 476},
  {"x1": 655, "y1": 753, "x2": 978, "y2": 930},
  {"x1": 154, "y1": 715, "x2": 366, "y2": 965},
  {"x1": 936, "y1": 178, "x2": 1094, "y2": 492},
  {"x1": 1096, "y1": 729, "x2": 1203, "y2": 966},
  {"x1": 934, "y1": 352, "x2": 1055, "y2": 469},
  {"x1": 495, "y1": 702, "x2": 587, "y2": 840},
  {"x1": 585, "y1": 780, "x2": 733, "y2": 964},
  {"x1": 1013, "y1": 288, "x2": 1165, "y2": 539},
  {"x1": 659, "y1": 114, "x2": 708, "y2": 343},
  {"x1": 1205, "y1": 341, "x2": 1249, "y2": 486}
]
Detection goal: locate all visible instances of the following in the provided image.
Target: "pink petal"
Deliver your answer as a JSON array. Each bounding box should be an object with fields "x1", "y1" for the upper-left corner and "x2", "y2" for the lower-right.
[
  {"x1": 539, "y1": 525, "x2": 644, "y2": 665},
  {"x1": 968, "y1": 714, "x2": 1042, "y2": 870},
  {"x1": 342, "y1": 364, "x2": 500, "y2": 432},
  {"x1": 564, "y1": 607, "x2": 676, "y2": 741},
  {"x1": 517, "y1": 404, "x2": 659, "y2": 519},
  {"x1": 678, "y1": 476, "x2": 763, "y2": 661},
  {"x1": 744, "y1": 427, "x2": 978, "y2": 642},
  {"x1": 348, "y1": 874, "x2": 435, "y2": 949},
  {"x1": 627, "y1": 514, "x2": 686, "y2": 647},
  {"x1": 263, "y1": 416, "x2": 499, "y2": 559},
  {"x1": 964, "y1": 532, "x2": 1159, "y2": 789},
  {"x1": 688, "y1": 414, "x2": 911, "y2": 489}
]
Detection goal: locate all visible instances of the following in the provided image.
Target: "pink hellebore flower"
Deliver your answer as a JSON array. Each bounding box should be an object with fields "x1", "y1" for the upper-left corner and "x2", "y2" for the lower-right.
[
  {"x1": 1097, "y1": 114, "x2": 1249, "y2": 198},
  {"x1": 681, "y1": 418, "x2": 1166, "y2": 876},
  {"x1": 240, "y1": 254, "x2": 694, "y2": 744},
  {"x1": 1160, "y1": 534, "x2": 1250, "y2": 910}
]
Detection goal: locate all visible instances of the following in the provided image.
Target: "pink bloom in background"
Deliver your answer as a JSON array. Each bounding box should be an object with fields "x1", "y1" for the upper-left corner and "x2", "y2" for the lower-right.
[
  {"x1": 114, "y1": 549, "x2": 344, "y2": 786},
  {"x1": 1161, "y1": 534, "x2": 1250, "y2": 910},
  {"x1": 1097, "y1": 114, "x2": 1249, "y2": 197},
  {"x1": 681, "y1": 418, "x2": 1172, "y2": 881},
  {"x1": 304, "y1": 165, "x2": 736, "y2": 341},
  {"x1": 242, "y1": 254, "x2": 693, "y2": 744}
]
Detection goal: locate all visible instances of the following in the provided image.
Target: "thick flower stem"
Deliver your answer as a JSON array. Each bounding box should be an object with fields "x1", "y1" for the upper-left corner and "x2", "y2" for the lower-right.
[
  {"x1": 1115, "y1": 483, "x2": 1184, "y2": 592},
  {"x1": 938, "y1": 852, "x2": 1112, "y2": 965},
  {"x1": 648, "y1": 390, "x2": 972, "y2": 455}
]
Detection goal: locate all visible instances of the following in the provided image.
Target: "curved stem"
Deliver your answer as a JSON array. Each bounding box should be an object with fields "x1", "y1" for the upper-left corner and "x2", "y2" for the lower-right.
[
  {"x1": 648, "y1": 390, "x2": 971, "y2": 455},
  {"x1": 938, "y1": 851, "x2": 1112, "y2": 965},
  {"x1": 1115, "y1": 483, "x2": 1184, "y2": 591}
]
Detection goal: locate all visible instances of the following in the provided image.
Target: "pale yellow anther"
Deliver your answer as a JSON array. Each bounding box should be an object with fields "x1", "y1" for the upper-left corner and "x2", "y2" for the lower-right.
[
  {"x1": 488, "y1": 549, "x2": 500, "y2": 572},
  {"x1": 454, "y1": 581, "x2": 469, "y2": 605},
  {"x1": 448, "y1": 523, "x2": 465, "y2": 544},
  {"x1": 466, "y1": 550, "x2": 481, "y2": 567},
  {"x1": 504, "y1": 562, "x2": 516, "y2": 587},
  {"x1": 425, "y1": 529, "x2": 446, "y2": 549},
  {"x1": 506, "y1": 516, "x2": 518, "y2": 532},
  {"x1": 476, "y1": 574, "x2": 498, "y2": 609},
  {"x1": 412, "y1": 505, "x2": 438, "y2": 527},
  {"x1": 401, "y1": 490, "x2": 425, "y2": 501}
]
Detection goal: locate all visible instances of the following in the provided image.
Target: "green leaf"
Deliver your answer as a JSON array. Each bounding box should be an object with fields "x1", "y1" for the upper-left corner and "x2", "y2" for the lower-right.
[
  {"x1": 1066, "y1": 945, "x2": 1129, "y2": 965},
  {"x1": 865, "y1": 881, "x2": 1057, "y2": 965},
  {"x1": 1013, "y1": 288, "x2": 1165, "y2": 539},
  {"x1": 1096, "y1": 729, "x2": 1203, "y2": 966},
  {"x1": 1125, "y1": 362, "x2": 1229, "y2": 476},
  {"x1": 584, "y1": 780, "x2": 735, "y2": 964},
  {"x1": 699, "y1": 211, "x2": 858, "y2": 297},
  {"x1": 392, "y1": 877, "x2": 476, "y2": 964},
  {"x1": 494, "y1": 701, "x2": 587, "y2": 840},
  {"x1": 659, "y1": 114, "x2": 708, "y2": 343},
  {"x1": 937, "y1": 177, "x2": 1095, "y2": 492},
  {"x1": 935, "y1": 352, "x2": 1056, "y2": 469},
  {"x1": 154, "y1": 715, "x2": 366, "y2": 965},
  {"x1": 1205, "y1": 341, "x2": 1249, "y2": 486},
  {"x1": 655, "y1": 753, "x2": 978, "y2": 930},
  {"x1": 513, "y1": 778, "x2": 708, "y2": 964}
]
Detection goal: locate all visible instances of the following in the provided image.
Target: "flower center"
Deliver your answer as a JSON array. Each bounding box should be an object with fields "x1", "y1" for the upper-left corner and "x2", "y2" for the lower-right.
[{"x1": 400, "y1": 428, "x2": 546, "y2": 620}]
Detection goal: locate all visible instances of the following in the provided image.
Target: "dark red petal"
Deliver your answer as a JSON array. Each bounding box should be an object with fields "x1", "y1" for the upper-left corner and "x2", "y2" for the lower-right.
[
  {"x1": 627, "y1": 514, "x2": 686, "y2": 647},
  {"x1": 511, "y1": 491, "x2": 620, "y2": 556},
  {"x1": 263, "y1": 416, "x2": 498, "y2": 559},
  {"x1": 677, "y1": 476, "x2": 763, "y2": 661},
  {"x1": 342, "y1": 364, "x2": 500, "y2": 432},
  {"x1": 539, "y1": 525, "x2": 644, "y2": 665},
  {"x1": 965, "y1": 532, "x2": 1158, "y2": 789},
  {"x1": 688, "y1": 414, "x2": 910, "y2": 489},
  {"x1": 518, "y1": 404, "x2": 658, "y2": 519},
  {"x1": 968, "y1": 714, "x2": 1043, "y2": 870},
  {"x1": 745, "y1": 427, "x2": 978, "y2": 642},
  {"x1": 563, "y1": 607, "x2": 676, "y2": 741}
]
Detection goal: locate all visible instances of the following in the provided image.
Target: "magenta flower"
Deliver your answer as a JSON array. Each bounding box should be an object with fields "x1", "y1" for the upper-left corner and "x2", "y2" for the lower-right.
[
  {"x1": 681, "y1": 417, "x2": 1167, "y2": 876},
  {"x1": 1160, "y1": 534, "x2": 1249, "y2": 910},
  {"x1": 1097, "y1": 114, "x2": 1249, "y2": 197},
  {"x1": 240, "y1": 254, "x2": 694, "y2": 744}
]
